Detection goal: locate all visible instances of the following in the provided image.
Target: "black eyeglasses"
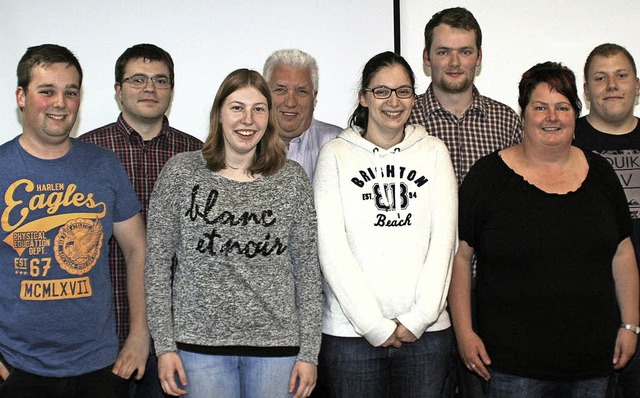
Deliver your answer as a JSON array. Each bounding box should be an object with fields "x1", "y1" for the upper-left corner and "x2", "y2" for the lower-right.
[
  {"x1": 363, "y1": 86, "x2": 414, "y2": 99},
  {"x1": 121, "y1": 74, "x2": 172, "y2": 89}
]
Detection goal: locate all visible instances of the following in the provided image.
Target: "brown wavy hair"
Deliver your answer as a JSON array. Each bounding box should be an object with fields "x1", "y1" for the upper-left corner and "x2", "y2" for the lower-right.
[{"x1": 202, "y1": 68, "x2": 285, "y2": 176}]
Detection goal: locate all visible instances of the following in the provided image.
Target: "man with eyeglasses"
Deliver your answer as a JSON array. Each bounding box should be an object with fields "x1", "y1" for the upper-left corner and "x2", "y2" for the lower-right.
[
  {"x1": 79, "y1": 43, "x2": 202, "y2": 398},
  {"x1": 263, "y1": 48, "x2": 341, "y2": 182},
  {"x1": 408, "y1": 7, "x2": 522, "y2": 398}
]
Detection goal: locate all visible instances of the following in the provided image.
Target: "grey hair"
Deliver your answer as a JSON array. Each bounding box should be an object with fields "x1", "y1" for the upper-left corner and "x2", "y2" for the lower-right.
[{"x1": 263, "y1": 48, "x2": 319, "y2": 93}]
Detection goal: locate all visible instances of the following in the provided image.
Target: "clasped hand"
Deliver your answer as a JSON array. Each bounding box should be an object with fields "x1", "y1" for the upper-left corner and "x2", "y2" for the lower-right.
[{"x1": 381, "y1": 319, "x2": 418, "y2": 348}]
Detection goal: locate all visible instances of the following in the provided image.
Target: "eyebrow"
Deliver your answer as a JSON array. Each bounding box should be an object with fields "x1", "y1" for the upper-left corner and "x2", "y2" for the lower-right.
[
  {"x1": 275, "y1": 83, "x2": 309, "y2": 88},
  {"x1": 229, "y1": 100, "x2": 268, "y2": 106},
  {"x1": 434, "y1": 45, "x2": 474, "y2": 51},
  {"x1": 593, "y1": 68, "x2": 631, "y2": 74},
  {"x1": 131, "y1": 73, "x2": 169, "y2": 78},
  {"x1": 531, "y1": 100, "x2": 571, "y2": 106},
  {"x1": 35, "y1": 83, "x2": 80, "y2": 90}
]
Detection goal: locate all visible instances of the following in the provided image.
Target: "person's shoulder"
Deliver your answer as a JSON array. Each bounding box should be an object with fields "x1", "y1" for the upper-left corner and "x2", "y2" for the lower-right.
[
  {"x1": 159, "y1": 151, "x2": 204, "y2": 180},
  {"x1": 582, "y1": 147, "x2": 611, "y2": 169},
  {"x1": 319, "y1": 127, "x2": 357, "y2": 152},
  {"x1": 167, "y1": 126, "x2": 204, "y2": 146},
  {"x1": 312, "y1": 119, "x2": 342, "y2": 132},
  {"x1": 474, "y1": 150, "x2": 501, "y2": 166},
  {"x1": 73, "y1": 138, "x2": 117, "y2": 156},
  {"x1": 309, "y1": 119, "x2": 342, "y2": 141},
  {"x1": 477, "y1": 93, "x2": 519, "y2": 117},
  {"x1": 575, "y1": 116, "x2": 602, "y2": 133},
  {"x1": 465, "y1": 150, "x2": 502, "y2": 179},
  {"x1": 71, "y1": 139, "x2": 124, "y2": 170},
  {"x1": 409, "y1": 124, "x2": 444, "y2": 144},
  {"x1": 405, "y1": 124, "x2": 448, "y2": 152},
  {"x1": 0, "y1": 137, "x2": 19, "y2": 158},
  {"x1": 78, "y1": 121, "x2": 119, "y2": 141},
  {"x1": 168, "y1": 149, "x2": 202, "y2": 166},
  {"x1": 281, "y1": 159, "x2": 309, "y2": 178}
]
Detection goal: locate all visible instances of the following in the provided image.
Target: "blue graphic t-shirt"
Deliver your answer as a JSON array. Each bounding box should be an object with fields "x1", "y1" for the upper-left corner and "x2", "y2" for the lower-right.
[{"x1": 0, "y1": 137, "x2": 140, "y2": 377}]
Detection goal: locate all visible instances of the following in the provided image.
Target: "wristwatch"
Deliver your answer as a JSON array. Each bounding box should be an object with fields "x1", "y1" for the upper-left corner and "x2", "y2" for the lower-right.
[{"x1": 621, "y1": 324, "x2": 640, "y2": 335}]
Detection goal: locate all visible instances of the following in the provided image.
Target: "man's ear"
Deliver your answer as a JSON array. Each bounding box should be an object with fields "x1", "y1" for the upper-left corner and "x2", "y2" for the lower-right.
[
  {"x1": 423, "y1": 47, "x2": 431, "y2": 68},
  {"x1": 16, "y1": 86, "x2": 26, "y2": 110}
]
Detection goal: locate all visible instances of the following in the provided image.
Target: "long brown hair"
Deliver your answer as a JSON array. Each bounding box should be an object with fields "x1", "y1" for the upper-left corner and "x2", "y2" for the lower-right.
[{"x1": 202, "y1": 68, "x2": 285, "y2": 176}]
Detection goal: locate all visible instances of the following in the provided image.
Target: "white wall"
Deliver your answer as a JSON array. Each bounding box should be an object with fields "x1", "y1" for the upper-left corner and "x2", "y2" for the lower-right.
[
  {"x1": 3, "y1": 1, "x2": 640, "y2": 146},
  {"x1": 401, "y1": 0, "x2": 640, "y2": 117},
  {"x1": 0, "y1": 0, "x2": 394, "y2": 144}
]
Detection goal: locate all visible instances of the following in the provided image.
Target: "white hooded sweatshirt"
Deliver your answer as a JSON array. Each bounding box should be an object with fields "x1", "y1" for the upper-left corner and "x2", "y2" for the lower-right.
[{"x1": 314, "y1": 124, "x2": 457, "y2": 347}]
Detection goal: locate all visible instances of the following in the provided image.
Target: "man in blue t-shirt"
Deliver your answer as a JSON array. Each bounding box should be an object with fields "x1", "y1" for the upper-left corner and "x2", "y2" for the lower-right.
[
  {"x1": 0, "y1": 44, "x2": 148, "y2": 398},
  {"x1": 574, "y1": 42, "x2": 640, "y2": 398}
]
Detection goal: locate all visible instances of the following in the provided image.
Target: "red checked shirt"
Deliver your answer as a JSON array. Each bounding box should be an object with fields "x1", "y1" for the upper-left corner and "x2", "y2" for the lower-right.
[
  {"x1": 409, "y1": 85, "x2": 523, "y2": 186},
  {"x1": 79, "y1": 114, "x2": 202, "y2": 343}
]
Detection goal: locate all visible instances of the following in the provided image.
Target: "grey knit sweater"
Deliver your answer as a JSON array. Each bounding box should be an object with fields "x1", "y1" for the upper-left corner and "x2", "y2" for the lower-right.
[{"x1": 145, "y1": 151, "x2": 322, "y2": 364}]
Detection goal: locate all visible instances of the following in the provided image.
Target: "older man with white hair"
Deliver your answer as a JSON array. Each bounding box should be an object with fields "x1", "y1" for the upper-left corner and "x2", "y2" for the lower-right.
[{"x1": 263, "y1": 49, "x2": 341, "y2": 181}]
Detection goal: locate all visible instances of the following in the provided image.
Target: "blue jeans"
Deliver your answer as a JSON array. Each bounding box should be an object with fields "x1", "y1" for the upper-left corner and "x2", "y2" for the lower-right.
[
  {"x1": 487, "y1": 370, "x2": 608, "y2": 398},
  {"x1": 318, "y1": 328, "x2": 452, "y2": 398},
  {"x1": 0, "y1": 364, "x2": 127, "y2": 398},
  {"x1": 612, "y1": 347, "x2": 640, "y2": 398},
  {"x1": 178, "y1": 350, "x2": 296, "y2": 398}
]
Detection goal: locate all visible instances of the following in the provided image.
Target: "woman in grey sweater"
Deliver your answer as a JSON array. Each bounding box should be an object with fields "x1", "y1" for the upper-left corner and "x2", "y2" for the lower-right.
[{"x1": 145, "y1": 69, "x2": 322, "y2": 398}]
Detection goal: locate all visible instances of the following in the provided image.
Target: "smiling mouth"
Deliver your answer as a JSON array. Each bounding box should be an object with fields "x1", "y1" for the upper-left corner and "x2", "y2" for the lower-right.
[
  {"x1": 383, "y1": 110, "x2": 403, "y2": 117},
  {"x1": 542, "y1": 127, "x2": 562, "y2": 131},
  {"x1": 236, "y1": 130, "x2": 256, "y2": 137},
  {"x1": 46, "y1": 114, "x2": 66, "y2": 120}
]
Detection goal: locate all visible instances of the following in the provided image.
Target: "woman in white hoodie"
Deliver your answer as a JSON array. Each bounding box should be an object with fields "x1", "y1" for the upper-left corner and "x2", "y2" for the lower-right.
[{"x1": 313, "y1": 51, "x2": 458, "y2": 397}]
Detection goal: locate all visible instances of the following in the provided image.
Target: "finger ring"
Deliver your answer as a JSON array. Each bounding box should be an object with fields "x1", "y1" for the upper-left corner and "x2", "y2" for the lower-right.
[{"x1": 470, "y1": 363, "x2": 477, "y2": 369}]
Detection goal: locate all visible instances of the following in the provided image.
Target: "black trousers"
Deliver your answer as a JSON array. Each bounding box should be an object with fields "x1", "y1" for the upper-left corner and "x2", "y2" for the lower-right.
[{"x1": 0, "y1": 364, "x2": 127, "y2": 398}]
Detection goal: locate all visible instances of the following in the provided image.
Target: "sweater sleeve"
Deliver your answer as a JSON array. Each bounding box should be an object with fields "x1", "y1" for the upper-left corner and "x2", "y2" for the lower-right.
[
  {"x1": 287, "y1": 165, "x2": 323, "y2": 364},
  {"x1": 145, "y1": 156, "x2": 183, "y2": 356},
  {"x1": 396, "y1": 140, "x2": 457, "y2": 338},
  {"x1": 314, "y1": 144, "x2": 396, "y2": 347}
]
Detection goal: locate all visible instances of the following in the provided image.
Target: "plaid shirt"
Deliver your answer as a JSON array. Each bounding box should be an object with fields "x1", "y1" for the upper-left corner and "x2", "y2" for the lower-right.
[
  {"x1": 79, "y1": 114, "x2": 202, "y2": 344},
  {"x1": 409, "y1": 85, "x2": 523, "y2": 185}
]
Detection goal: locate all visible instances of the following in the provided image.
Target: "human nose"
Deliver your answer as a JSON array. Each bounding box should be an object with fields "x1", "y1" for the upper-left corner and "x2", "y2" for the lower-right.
[
  {"x1": 606, "y1": 76, "x2": 619, "y2": 91},
  {"x1": 241, "y1": 109, "x2": 253, "y2": 124},
  {"x1": 387, "y1": 90, "x2": 400, "y2": 106},
  {"x1": 546, "y1": 107, "x2": 558, "y2": 121},
  {"x1": 51, "y1": 92, "x2": 66, "y2": 109},
  {"x1": 143, "y1": 78, "x2": 157, "y2": 92},
  {"x1": 283, "y1": 89, "x2": 297, "y2": 107},
  {"x1": 449, "y1": 51, "x2": 461, "y2": 66}
]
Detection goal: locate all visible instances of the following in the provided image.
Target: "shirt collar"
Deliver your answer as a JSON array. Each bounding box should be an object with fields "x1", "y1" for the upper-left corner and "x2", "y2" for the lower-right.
[
  {"x1": 116, "y1": 113, "x2": 171, "y2": 142},
  {"x1": 423, "y1": 84, "x2": 487, "y2": 119},
  {"x1": 289, "y1": 119, "x2": 316, "y2": 144}
]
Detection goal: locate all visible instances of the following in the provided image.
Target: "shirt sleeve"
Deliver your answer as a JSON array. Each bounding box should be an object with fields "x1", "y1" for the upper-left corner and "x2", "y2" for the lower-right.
[
  {"x1": 396, "y1": 140, "x2": 457, "y2": 338},
  {"x1": 144, "y1": 156, "x2": 182, "y2": 356},
  {"x1": 287, "y1": 165, "x2": 323, "y2": 364}
]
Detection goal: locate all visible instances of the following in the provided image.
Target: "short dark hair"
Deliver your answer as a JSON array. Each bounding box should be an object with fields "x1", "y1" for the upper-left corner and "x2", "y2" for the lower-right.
[
  {"x1": 202, "y1": 69, "x2": 285, "y2": 176},
  {"x1": 115, "y1": 43, "x2": 175, "y2": 88},
  {"x1": 17, "y1": 44, "x2": 83, "y2": 90},
  {"x1": 518, "y1": 62, "x2": 582, "y2": 120},
  {"x1": 349, "y1": 51, "x2": 415, "y2": 131},
  {"x1": 584, "y1": 43, "x2": 637, "y2": 80},
  {"x1": 424, "y1": 7, "x2": 482, "y2": 54}
]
